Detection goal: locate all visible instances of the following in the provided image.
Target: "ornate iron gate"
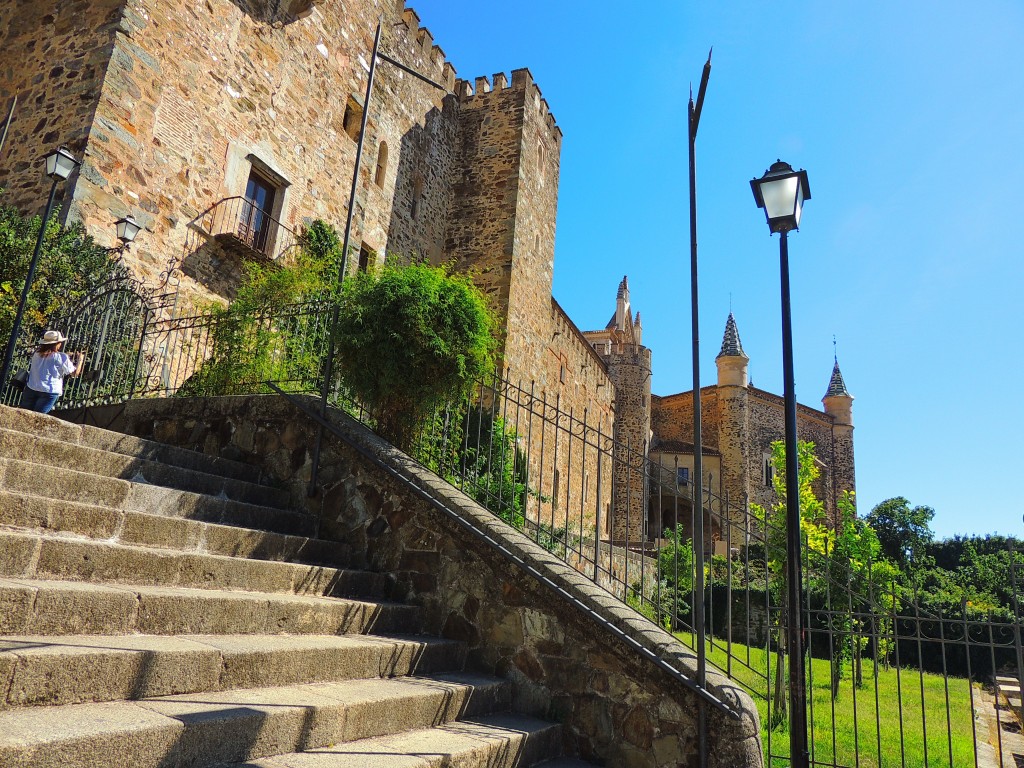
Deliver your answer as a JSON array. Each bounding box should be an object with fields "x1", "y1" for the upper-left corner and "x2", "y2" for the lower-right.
[
  {"x1": 57, "y1": 273, "x2": 178, "y2": 409},
  {"x1": 1, "y1": 269, "x2": 178, "y2": 409}
]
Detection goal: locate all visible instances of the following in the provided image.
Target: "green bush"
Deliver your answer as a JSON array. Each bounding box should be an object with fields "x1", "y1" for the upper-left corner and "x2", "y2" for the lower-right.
[
  {"x1": 177, "y1": 220, "x2": 342, "y2": 397},
  {"x1": 332, "y1": 262, "x2": 497, "y2": 449},
  {"x1": 0, "y1": 199, "x2": 128, "y2": 346}
]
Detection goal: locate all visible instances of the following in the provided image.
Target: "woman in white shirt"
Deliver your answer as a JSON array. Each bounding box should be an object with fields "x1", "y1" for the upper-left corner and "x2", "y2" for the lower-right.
[{"x1": 20, "y1": 330, "x2": 85, "y2": 414}]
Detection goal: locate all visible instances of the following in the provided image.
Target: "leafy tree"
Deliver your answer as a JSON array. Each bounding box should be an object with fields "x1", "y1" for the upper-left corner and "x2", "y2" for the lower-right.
[
  {"x1": 0, "y1": 199, "x2": 129, "y2": 348},
  {"x1": 627, "y1": 524, "x2": 694, "y2": 630},
  {"x1": 751, "y1": 440, "x2": 827, "y2": 727},
  {"x1": 865, "y1": 497, "x2": 935, "y2": 576},
  {"x1": 332, "y1": 262, "x2": 497, "y2": 450}
]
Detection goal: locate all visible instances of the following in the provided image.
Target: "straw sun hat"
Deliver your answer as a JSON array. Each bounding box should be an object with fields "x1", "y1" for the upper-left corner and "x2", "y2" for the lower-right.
[{"x1": 37, "y1": 330, "x2": 67, "y2": 345}]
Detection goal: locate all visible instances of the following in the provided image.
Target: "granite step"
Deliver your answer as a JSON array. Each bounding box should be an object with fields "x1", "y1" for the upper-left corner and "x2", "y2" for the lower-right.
[
  {"x1": 0, "y1": 405, "x2": 264, "y2": 484},
  {"x1": 0, "y1": 426, "x2": 292, "y2": 509},
  {"x1": 0, "y1": 578, "x2": 420, "y2": 637},
  {"x1": 0, "y1": 530, "x2": 380, "y2": 599},
  {"x1": 0, "y1": 633, "x2": 466, "y2": 709},
  {"x1": 0, "y1": 673, "x2": 509, "y2": 768},
  {"x1": 0, "y1": 458, "x2": 316, "y2": 538},
  {"x1": 226, "y1": 713, "x2": 564, "y2": 768},
  {"x1": 0, "y1": 489, "x2": 352, "y2": 568}
]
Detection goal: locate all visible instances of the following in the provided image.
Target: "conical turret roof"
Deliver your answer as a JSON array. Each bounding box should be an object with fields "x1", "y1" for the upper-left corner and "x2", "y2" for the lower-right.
[
  {"x1": 716, "y1": 313, "x2": 746, "y2": 359},
  {"x1": 824, "y1": 360, "x2": 850, "y2": 398}
]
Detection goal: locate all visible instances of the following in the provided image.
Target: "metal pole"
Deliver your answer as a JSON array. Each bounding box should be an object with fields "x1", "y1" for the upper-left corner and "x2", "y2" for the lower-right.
[
  {"x1": 1, "y1": 176, "x2": 59, "y2": 387},
  {"x1": 308, "y1": 20, "x2": 382, "y2": 495},
  {"x1": 688, "y1": 50, "x2": 711, "y2": 768},
  {"x1": 0, "y1": 94, "x2": 17, "y2": 160},
  {"x1": 780, "y1": 228, "x2": 809, "y2": 767}
]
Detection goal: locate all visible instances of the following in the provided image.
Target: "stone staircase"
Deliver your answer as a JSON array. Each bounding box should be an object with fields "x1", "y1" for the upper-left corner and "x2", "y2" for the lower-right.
[{"x1": 0, "y1": 405, "x2": 594, "y2": 768}]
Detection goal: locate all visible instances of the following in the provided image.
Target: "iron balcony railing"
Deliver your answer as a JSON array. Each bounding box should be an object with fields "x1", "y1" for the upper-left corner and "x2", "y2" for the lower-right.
[{"x1": 187, "y1": 196, "x2": 300, "y2": 262}]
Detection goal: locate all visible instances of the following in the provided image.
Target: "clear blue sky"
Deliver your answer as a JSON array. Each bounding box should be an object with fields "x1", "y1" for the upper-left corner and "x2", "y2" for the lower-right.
[{"x1": 408, "y1": 0, "x2": 1024, "y2": 540}]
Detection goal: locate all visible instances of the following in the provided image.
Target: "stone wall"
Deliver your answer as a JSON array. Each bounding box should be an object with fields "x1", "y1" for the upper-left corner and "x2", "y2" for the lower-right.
[
  {"x1": 745, "y1": 388, "x2": 844, "y2": 523},
  {"x1": 651, "y1": 389, "x2": 722, "y2": 455},
  {"x1": 716, "y1": 383, "x2": 749, "y2": 521},
  {"x1": 0, "y1": 0, "x2": 465, "y2": 308},
  {"x1": 0, "y1": 0, "x2": 122, "y2": 217},
  {"x1": 63, "y1": 394, "x2": 763, "y2": 767}
]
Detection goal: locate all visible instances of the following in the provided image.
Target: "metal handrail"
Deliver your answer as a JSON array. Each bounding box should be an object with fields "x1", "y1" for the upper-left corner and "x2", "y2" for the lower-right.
[{"x1": 266, "y1": 382, "x2": 742, "y2": 720}]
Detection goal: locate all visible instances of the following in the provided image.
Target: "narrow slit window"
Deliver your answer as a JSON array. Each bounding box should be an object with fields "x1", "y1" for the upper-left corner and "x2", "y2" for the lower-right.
[
  {"x1": 411, "y1": 176, "x2": 423, "y2": 219},
  {"x1": 374, "y1": 141, "x2": 388, "y2": 187}
]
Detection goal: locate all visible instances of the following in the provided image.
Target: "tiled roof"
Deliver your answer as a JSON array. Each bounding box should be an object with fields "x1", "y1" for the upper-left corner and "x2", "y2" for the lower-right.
[
  {"x1": 824, "y1": 360, "x2": 850, "y2": 397},
  {"x1": 716, "y1": 313, "x2": 745, "y2": 358}
]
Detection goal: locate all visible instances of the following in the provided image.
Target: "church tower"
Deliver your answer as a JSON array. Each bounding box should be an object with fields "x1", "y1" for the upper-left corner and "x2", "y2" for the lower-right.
[
  {"x1": 822, "y1": 360, "x2": 856, "y2": 510},
  {"x1": 715, "y1": 313, "x2": 750, "y2": 511}
]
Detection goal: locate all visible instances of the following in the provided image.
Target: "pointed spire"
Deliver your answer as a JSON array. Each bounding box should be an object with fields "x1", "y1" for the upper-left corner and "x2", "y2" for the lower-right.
[
  {"x1": 716, "y1": 313, "x2": 745, "y2": 359},
  {"x1": 633, "y1": 311, "x2": 641, "y2": 327},
  {"x1": 824, "y1": 360, "x2": 850, "y2": 398},
  {"x1": 617, "y1": 275, "x2": 629, "y2": 299}
]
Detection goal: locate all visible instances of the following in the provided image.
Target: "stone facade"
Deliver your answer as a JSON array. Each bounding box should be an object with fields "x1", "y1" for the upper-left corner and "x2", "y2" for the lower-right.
[
  {"x1": 63, "y1": 393, "x2": 764, "y2": 767},
  {"x1": 650, "y1": 314, "x2": 856, "y2": 537},
  {"x1": 0, "y1": 0, "x2": 625, "y2": 533}
]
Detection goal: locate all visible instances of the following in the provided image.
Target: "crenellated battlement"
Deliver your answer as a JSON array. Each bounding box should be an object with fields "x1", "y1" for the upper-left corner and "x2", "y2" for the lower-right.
[
  {"x1": 393, "y1": 5, "x2": 457, "y2": 92},
  {"x1": 455, "y1": 68, "x2": 562, "y2": 140}
]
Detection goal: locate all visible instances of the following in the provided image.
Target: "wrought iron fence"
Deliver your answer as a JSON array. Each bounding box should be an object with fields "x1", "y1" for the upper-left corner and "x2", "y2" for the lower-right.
[{"x1": 5, "y1": 292, "x2": 1022, "y2": 768}]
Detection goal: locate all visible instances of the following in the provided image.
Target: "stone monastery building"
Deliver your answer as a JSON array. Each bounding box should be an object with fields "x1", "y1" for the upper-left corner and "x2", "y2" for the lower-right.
[{"x1": 0, "y1": 0, "x2": 854, "y2": 544}]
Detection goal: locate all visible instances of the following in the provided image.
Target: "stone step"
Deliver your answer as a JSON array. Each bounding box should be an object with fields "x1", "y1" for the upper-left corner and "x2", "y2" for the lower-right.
[
  {"x1": 228, "y1": 713, "x2": 564, "y2": 768},
  {"x1": 0, "y1": 578, "x2": 420, "y2": 637},
  {"x1": 0, "y1": 458, "x2": 315, "y2": 538},
  {"x1": 0, "y1": 405, "x2": 263, "y2": 484},
  {"x1": 535, "y1": 761, "x2": 598, "y2": 767},
  {"x1": 0, "y1": 530, "x2": 382, "y2": 599},
  {"x1": 0, "y1": 633, "x2": 466, "y2": 709},
  {"x1": 0, "y1": 426, "x2": 292, "y2": 509},
  {"x1": 0, "y1": 673, "x2": 510, "y2": 768},
  {"x1": 0, "y1": 490, "x2": 352, "y2": 568}
]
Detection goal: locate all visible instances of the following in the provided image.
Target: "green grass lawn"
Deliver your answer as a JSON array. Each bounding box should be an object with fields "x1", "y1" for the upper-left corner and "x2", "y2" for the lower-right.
[{"x1": 676, "y1": 632, "x2": 981, "y2": 767}]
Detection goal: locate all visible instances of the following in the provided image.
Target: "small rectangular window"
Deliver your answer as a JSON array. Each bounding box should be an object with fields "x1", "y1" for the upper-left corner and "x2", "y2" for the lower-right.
[
  {"x1": 763, "y1": 454, "x2": 775, "y2": 487},
  {"x1": 358, "y1": 243, "x2": 375, "y2": 272},
  {"x1": 677, "y1": 467, "x2": 690, "y2": 487}
]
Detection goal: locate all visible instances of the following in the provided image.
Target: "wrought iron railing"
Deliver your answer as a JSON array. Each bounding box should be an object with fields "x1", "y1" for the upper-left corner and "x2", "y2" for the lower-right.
[
  {"x1": 186, "y1": 196, "x2": 299, "y2": 262},
  {"x1": 8, "y1": 293, "x2": 1022, "y2": 767}
]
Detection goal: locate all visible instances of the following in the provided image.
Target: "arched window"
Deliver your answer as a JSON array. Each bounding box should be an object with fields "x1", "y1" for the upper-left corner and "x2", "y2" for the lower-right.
[{"x1": 374, "y1": 142, "x2": 388, "y2": 187}]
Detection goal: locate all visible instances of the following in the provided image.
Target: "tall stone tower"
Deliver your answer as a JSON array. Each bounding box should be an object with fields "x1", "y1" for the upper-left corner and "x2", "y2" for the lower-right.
[
  {"x1": 597, "y1": 277, "x2": 652, "y2": 542},
  {"x1": 716, "y1": 314, "x2": 750, "y2": 510},
  {"x1": 822, "y1": 360, "x2": 856, "y2": 510},
  {"x1": 446, "y1": 69, "x2": 562, "y2": 380}
]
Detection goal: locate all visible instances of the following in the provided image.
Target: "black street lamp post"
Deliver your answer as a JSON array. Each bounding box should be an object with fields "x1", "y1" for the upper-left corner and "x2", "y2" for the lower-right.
[
  {"x1": 687, "y1": 48, "x2": 712, "y2": 768},
  {"x1": 1, "y1": 146, "x2": 81, "y2": 389},
  {"x1": 750, "y1": 159, "x2": 812, "y2": 768}
]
